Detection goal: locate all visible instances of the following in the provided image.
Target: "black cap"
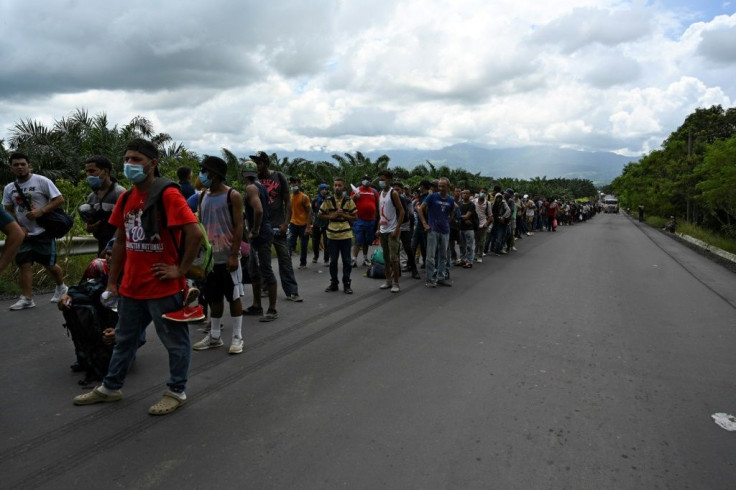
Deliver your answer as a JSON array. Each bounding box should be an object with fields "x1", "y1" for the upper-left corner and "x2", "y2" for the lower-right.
[
  {"x1": 201, "y1": 156, "x2": 228, "y2": 180},
  {"x1": 249, "y1": 151, "x2": 270, "y2": 166}
]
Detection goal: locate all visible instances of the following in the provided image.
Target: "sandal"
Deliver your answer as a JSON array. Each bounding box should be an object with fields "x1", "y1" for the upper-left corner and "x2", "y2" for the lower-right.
[
  {"x1": 243, "y1": 305, "x2": 264, "y2": 316},
  {"x1": 148, "y1": 391, "x2": 186, "y2": 415}
]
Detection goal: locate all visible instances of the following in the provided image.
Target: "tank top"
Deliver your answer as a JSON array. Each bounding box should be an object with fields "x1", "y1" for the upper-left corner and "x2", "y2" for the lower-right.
[
  {"x1": 244, "y1": 181, "x2": 273, "y2": 246},
  {"x1": 379, "y1": 189, "x2": 398, "y2": 233},
  {"x1": 200, "y1": 190, "x2": 235, "y2": 264}
]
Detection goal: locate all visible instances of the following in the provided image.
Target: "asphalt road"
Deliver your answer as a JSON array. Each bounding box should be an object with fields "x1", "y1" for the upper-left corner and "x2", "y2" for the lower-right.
[{"x1": 2, "y1": 213, "x2": 736, "y2": 489}]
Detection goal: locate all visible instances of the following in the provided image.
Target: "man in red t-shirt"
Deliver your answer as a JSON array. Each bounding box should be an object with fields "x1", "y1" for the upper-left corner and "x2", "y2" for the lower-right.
[
  {"x1": 73, "y1": 139, "x2": 202, "y2": 416},
  {"x1": 350, "y1": 174, "x2": 379, "y2": 267}
]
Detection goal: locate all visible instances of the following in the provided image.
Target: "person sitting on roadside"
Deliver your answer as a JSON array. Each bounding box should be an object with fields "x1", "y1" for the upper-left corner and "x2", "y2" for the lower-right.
[{"x1": 664, "y1": 216, "x2": 677, "y2": 233}]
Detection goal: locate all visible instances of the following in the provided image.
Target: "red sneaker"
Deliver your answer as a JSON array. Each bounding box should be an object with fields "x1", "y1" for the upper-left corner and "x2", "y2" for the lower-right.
[{"x1": 162, "y1": 305, "x2": 205, "y2": 323}]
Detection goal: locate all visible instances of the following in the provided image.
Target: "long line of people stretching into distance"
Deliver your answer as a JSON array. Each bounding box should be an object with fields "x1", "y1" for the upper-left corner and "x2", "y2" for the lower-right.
[{"x1": 2, "y1": 141, "x2": 594, "y2": 415}]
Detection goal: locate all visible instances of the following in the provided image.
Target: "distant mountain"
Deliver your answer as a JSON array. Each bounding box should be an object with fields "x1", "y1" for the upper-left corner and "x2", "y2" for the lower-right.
[{"x1": 276, "y1": 143, "x2": 639, "y2": 185}]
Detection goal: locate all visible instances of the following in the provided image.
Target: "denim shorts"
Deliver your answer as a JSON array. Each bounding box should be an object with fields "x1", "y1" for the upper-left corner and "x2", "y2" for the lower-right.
[{"x1": 353, "y1": 218, "x2": 375, "y2": 245}]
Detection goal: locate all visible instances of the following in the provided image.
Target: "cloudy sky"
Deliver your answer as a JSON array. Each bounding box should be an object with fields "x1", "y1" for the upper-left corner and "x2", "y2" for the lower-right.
[{"x1": 1, "y1": 0, "x2": 734, "y2": 159}]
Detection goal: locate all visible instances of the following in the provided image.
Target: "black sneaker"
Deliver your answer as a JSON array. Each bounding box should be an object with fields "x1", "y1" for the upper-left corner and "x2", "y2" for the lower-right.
[
  {"x1": 344, "y1": 284, "x2": 353, "y2": 294},
  {"x1": 243, "y1": 305, "x2": 264, "y2": 316},
  {"x1": 325, "y1": 282, "x2": 339, "y2": 292}
]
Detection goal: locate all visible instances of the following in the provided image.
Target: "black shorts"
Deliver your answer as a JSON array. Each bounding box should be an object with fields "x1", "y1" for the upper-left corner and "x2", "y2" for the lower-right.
[
  {"x1": 15, "y1": 234, "x2": 56, "y2": 267},
  {"x1": 205, "y1": 264, "x2": 239, "y2": 303}
]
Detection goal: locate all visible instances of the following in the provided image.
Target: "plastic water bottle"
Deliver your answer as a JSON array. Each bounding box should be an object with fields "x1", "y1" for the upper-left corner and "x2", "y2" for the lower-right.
[{"x1": 100, "y1": 290, "x2": 118, "y2": 309}]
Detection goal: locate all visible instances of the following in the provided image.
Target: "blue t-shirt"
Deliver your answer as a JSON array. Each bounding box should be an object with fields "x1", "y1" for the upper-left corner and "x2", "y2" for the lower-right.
[
  {"x1": 186, "y1": 192, "x2": 199, "y2": 213},
  {"x1": 424, "y1": 192, "x2": 455, "y2": 234}
]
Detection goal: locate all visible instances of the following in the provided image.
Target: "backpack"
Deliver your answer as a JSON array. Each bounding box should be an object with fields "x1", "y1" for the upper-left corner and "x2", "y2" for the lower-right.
[
  {"x1": 61, "y1": 279, "x2": 117, "y2": 382},
  {"x1": 366, "y1": 261, "x2": 386, "y2": 279},
  {"x1": 184, "y1": 221, "x2": 213, "y2": 281},
  {"x1": 119, "y1": 179, "x2": 213, "y2": 281},
  {"x1": 397, "y1": 193, "x2": 414, "y2": 227}
]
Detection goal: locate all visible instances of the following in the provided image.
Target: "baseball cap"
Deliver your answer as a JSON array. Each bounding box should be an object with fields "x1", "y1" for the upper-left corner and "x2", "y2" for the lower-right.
[{"x1": 240, "y1": 160, "x2": 258, "y2": 178}]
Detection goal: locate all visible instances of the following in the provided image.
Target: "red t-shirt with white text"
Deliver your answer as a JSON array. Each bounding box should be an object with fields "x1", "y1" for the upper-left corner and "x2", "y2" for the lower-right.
[{"x1": 109, "y1": 186, "x2": 197, "y2": 299}]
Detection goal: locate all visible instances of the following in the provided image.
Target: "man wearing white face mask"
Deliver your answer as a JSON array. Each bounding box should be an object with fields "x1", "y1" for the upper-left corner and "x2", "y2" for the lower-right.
[
  {"x1": 73, "y1": 138, "x2": 202, "y2": 416},
  {"x1": 192, "y1": 156, "x2": 246, "y2": 354},
  {"x1": 79, "y1": 155, "x2": 126, "y2": 254}
]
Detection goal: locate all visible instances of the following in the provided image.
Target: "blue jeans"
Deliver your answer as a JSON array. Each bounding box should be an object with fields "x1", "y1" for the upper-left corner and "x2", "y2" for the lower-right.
[
  {"x1": 426, "y1": 230, "x2": 449, "y2": 283},
  {"x1": 288, "y1": 223, "x2": 309, "y2": 266},
  {"x1": 103, "y1": 292, "x2": 190, "y2": 394},
  {"x1": 272, "y1": 233, "x2": 299, "y2": 296},
  {"x1": 328, "y1": 238, "x2": 353, "y2": 285},
  {"x1": 460, "y1": 229, "x2": 475, "y2": 263}
]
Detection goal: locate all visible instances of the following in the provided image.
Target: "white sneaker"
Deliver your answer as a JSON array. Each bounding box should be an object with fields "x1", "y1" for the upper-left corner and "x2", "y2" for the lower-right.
[
  {"x1": 379, "y1": 281, "x2": 392, "y2": 289},
  {"x1": 390, "y1": 285, "x2": 400, "y2": 293},
  {"x1": 476, "y1": 258, "x2": 483, "y2": 263},
  {"x1": 512, "y1": 246, "x2": 517, "y2": 251},
  {"x1": 193, "y1": 333, "x2": 224, "y2": 351},
  {"x1": 50, "y1": 284, "x2": 68, "y2": 303},
  {"x1": 10, "y1": 296, "x2": 35, "y2": 310},
  {"x1": 229, "y1": 336, "x2": 244, "y2": 355}
]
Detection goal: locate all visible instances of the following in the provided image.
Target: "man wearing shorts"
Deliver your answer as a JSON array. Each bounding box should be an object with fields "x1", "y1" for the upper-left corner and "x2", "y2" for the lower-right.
[
  {"x1": 191, "y1": 157, "x2": 246, "y2": 354},
  {"x1": 3, "y1": 152, "x2": 69, "y2": 310},
  {"x1": 350, "y1": 174, "x2": 379, "y2": 267}
]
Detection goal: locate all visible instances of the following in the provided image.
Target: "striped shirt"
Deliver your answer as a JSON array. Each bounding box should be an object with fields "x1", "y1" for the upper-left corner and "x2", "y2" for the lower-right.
[{"x1": 319, "y1": 195, "x2": 357, "y2": 240}]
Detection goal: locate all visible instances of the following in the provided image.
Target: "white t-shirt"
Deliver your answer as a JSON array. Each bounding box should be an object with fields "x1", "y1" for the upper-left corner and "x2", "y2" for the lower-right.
[
  {"x1": 2, "y1": 174, "x2": 62, "y2": 236},
  {"x1": 473, "y1": 198, "x2": 490, "y2": 227}
]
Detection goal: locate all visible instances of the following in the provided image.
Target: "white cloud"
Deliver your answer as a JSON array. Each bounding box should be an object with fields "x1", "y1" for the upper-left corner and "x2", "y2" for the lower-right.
[{"x1": 0, "y1": 1, "x2": 734, "y2": 161}]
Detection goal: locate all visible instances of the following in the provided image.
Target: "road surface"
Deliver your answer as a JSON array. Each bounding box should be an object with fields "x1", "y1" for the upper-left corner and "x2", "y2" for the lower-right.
[{"x1": 2, "y1": 213, "x2": 735, "y2": 489}]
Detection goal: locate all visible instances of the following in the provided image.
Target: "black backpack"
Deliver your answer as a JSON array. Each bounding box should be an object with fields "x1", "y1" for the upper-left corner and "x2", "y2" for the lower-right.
[
  {"x1": 62, "y1": 279, "x2": 117, "y2": 382},
  {"x1": 397, "y1": 193, "x2": 414, "y2": 228}
]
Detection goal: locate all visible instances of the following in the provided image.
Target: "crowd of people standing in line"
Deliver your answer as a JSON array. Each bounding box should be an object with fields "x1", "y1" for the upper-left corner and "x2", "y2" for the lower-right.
[{"x1": 1, "y1": 140, "x2": 596, "y2": 415}]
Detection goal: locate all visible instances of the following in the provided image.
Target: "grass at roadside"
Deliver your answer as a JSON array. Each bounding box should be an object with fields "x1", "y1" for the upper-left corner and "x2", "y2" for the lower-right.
[
  {"x1": 0, "y1": 253, "x2": 95, "y2": 298},
  {"x1": 644, "y1": 216, "x2": 736, "y2": 255}
]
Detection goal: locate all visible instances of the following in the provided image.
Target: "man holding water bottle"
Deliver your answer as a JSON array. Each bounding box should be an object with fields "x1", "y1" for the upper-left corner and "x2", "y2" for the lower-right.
[{"x1": 73, "y1": 139, "x2": 202, "y2": 416}]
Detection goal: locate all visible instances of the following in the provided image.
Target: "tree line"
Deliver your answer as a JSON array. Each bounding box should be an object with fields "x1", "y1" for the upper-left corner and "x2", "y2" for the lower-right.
[
  {"x1": 612, "y1": 105, "x2": 736, "y2": 238},
  {"x1": 1, "y1": 108, "x2": 600, "y2": 227}
]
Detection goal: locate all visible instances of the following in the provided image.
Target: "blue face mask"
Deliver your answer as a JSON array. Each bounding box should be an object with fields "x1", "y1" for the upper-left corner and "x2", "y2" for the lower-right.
[
  {"x1": 87, "y1": 176, "x2": 103, "y2": 190},
  {"x1": 199, "y1": 171, "x2": 212, "y2": 188},
  {"x1": 378, "y1": 180, "x2": 386, "y2": 189},
  {"x1": 123, "y1": 163, "x2": 147, "y2": 184}
]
